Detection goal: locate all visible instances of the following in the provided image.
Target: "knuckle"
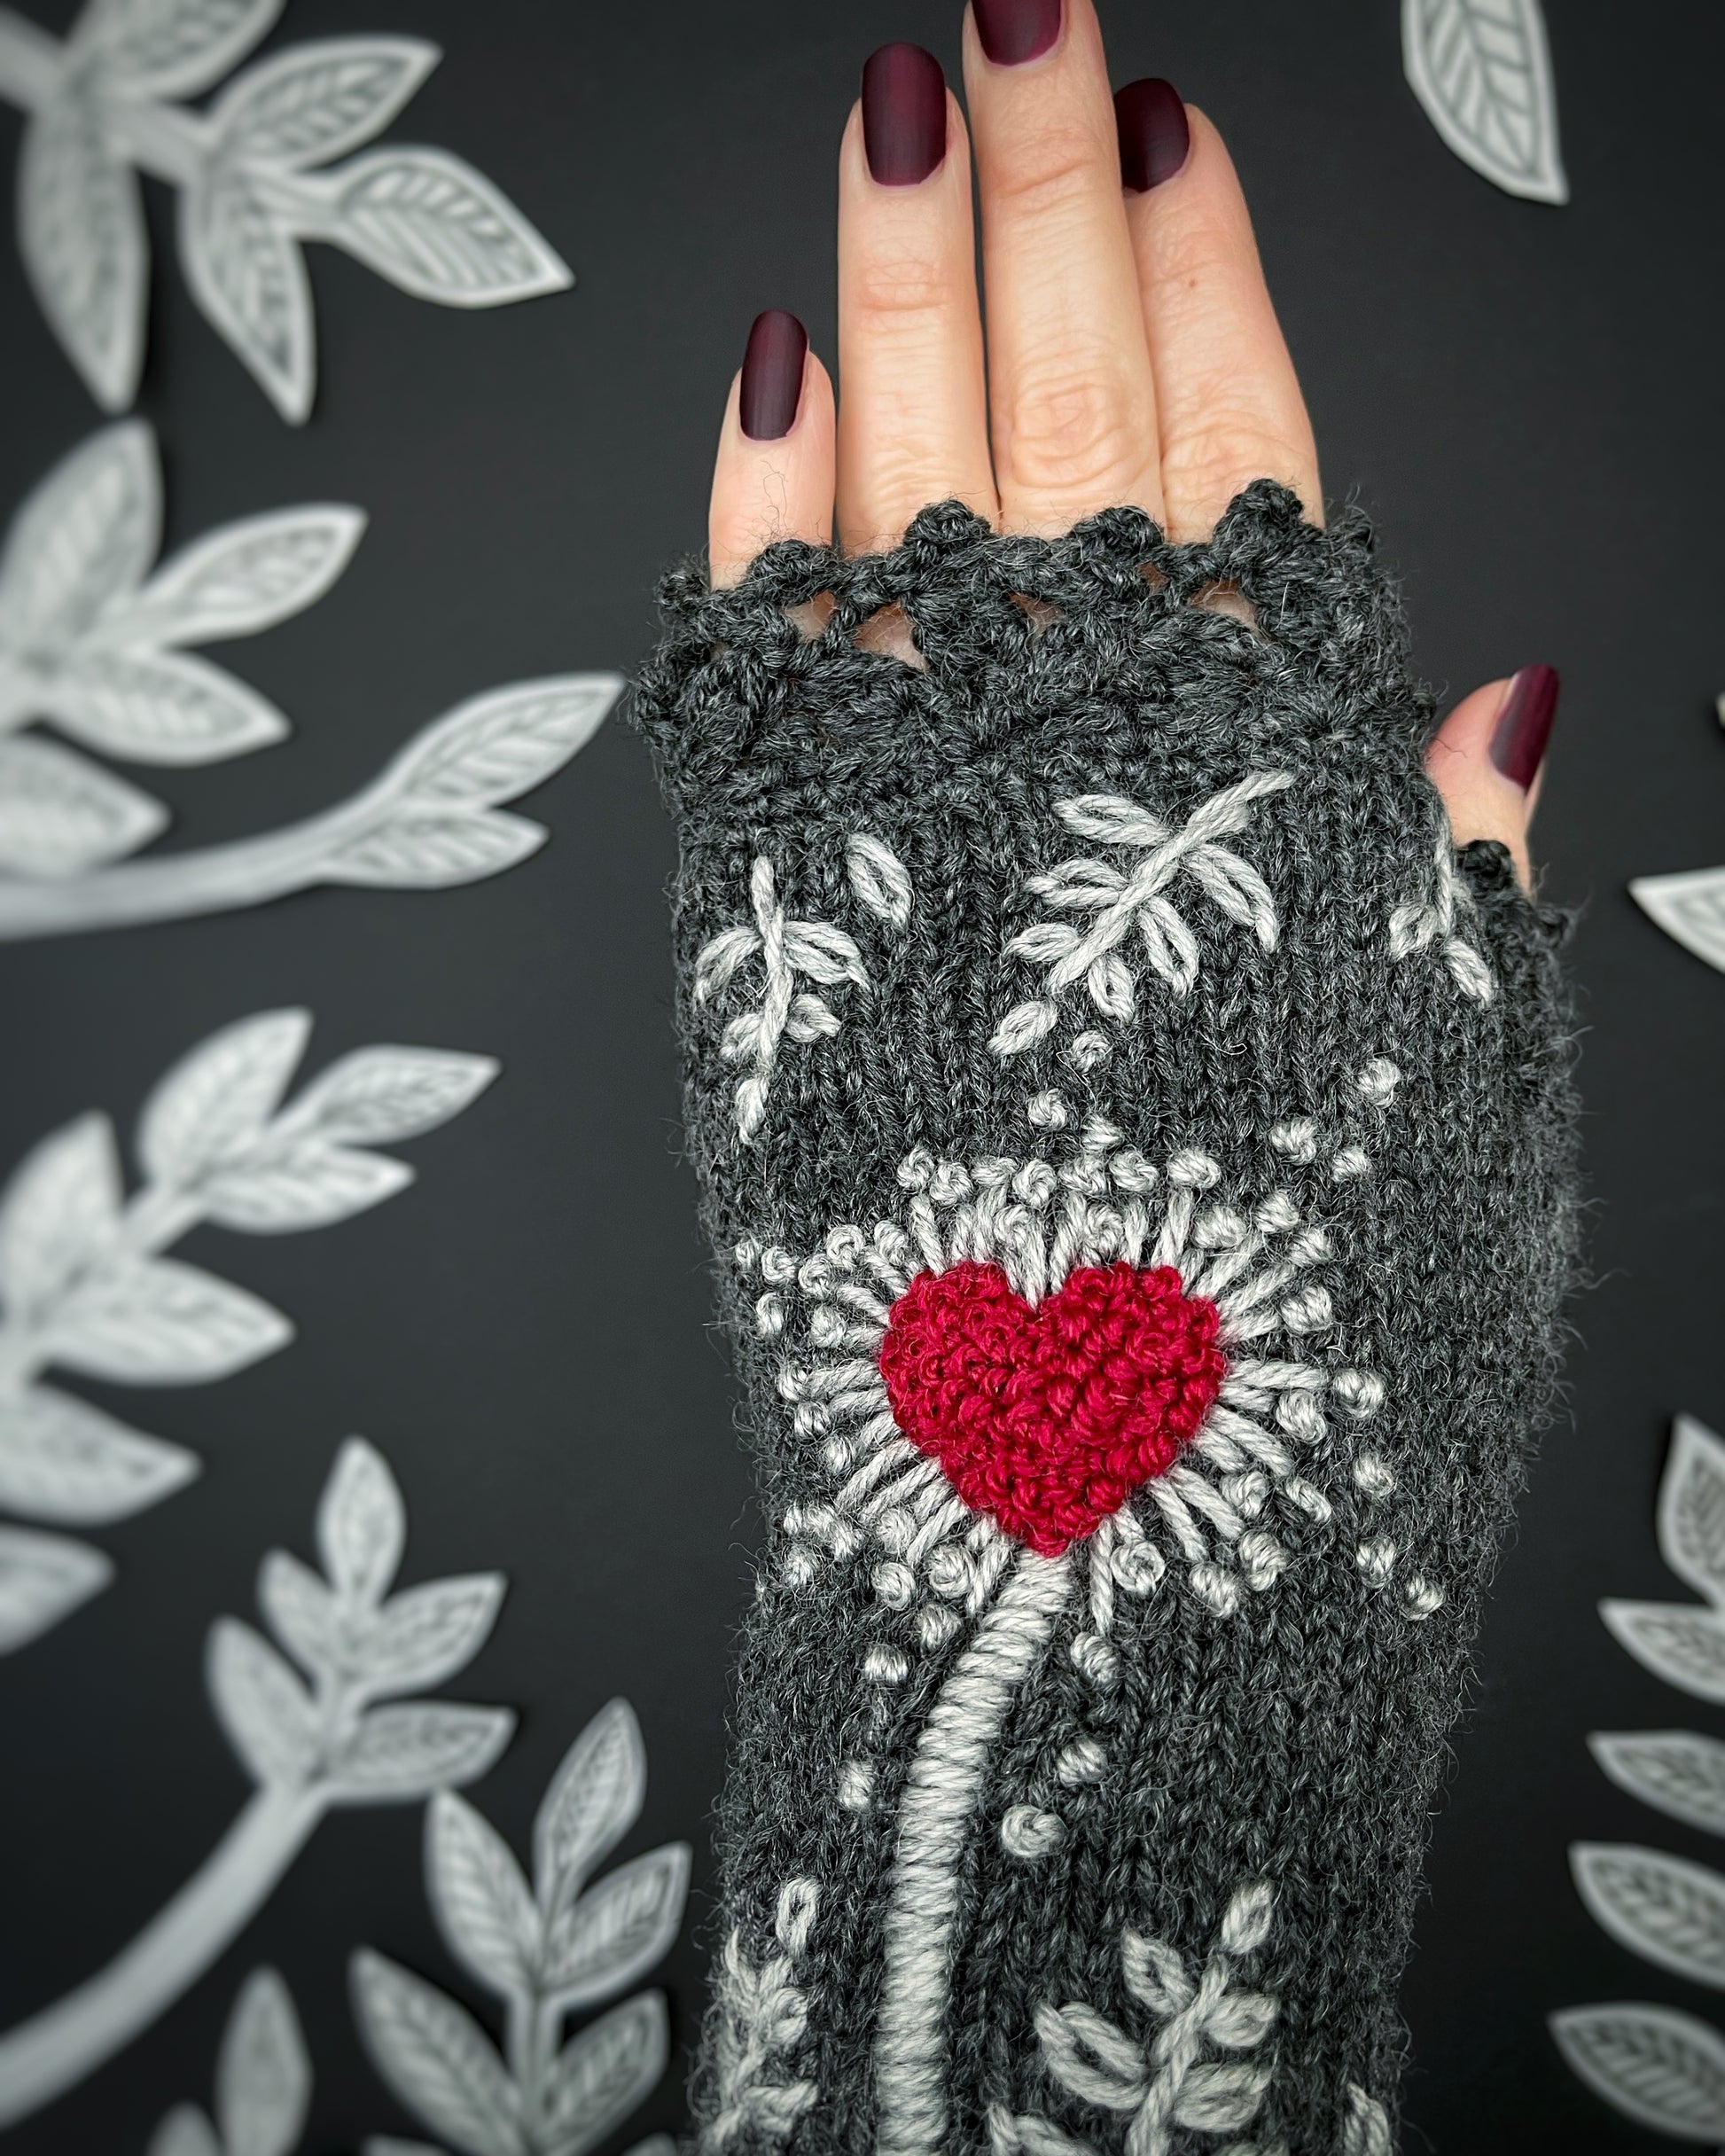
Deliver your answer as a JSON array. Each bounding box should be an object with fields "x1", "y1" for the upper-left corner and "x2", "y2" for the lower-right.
[
  {"x1": 985, "y1": 129, "x2": 1104, "y2": 216},
  {"x1": 1160, "y1": 419, "x2": 1305, "y2": 508},
  {"x1": 850, "y1": 242, "x2": 958, "y2": 325},
  {"x1": 1004, "y1": 368, "x2": 1146, "y2": 497}
]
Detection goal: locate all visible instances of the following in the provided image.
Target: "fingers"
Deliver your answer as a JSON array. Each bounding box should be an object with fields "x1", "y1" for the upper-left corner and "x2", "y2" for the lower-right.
[
  {"x1": 964, "y1": 0, "x2": 1163, "y2": 533},
  {"x1": 708, "y1": 312, "x2": 836, "y2": 590},
  {"x1": 1424, "y1": 666, "x2": 1559, "y2": 892},
  {"x1": 836, "y1": 49, "x2": 995, "y2": 554},
  {"x1": 1114, "y1": 93, "x2": 1321, "y2": 539}
]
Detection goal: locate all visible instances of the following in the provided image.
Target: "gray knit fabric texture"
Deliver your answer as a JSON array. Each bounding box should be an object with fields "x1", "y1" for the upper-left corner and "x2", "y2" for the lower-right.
[{"x1": 635, "y1": 484, "x2": 1580, "y2": 2156}]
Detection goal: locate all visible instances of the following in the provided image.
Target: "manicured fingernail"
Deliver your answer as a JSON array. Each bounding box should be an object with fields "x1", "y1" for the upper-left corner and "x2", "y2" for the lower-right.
[
  {"x1": 1489, "y1": 663, "x2": 1559, "y2": 790},
  {"x1": 1115, "y1": 78, "x2": 1190, "y2": 191},
  {"x1": 972, "y1": 0, "x2": 1061, "y2": 66},
  {"x1": 862, "y1": 43, "x2": 947, "y2": 184},
  {"x1": 739, "y1": 310, "x2": 808, "y2": 441}
]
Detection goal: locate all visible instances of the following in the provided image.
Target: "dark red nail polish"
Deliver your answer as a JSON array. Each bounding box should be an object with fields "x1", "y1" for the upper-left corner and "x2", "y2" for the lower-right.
[
  {"x1": 1489, "y1": 664, "x2": 1559, "y2": 790},
  {"x1": 1114, "y1": 78, "x2": 1190, "y2": 191},
  {"x1": 739, "y1": 310, "x2": 808, "y2": 441},
  {"x1": 972, "y1": 0, "x2": 1061, "y2": 66},
  {"x1": 862, "y1": 43, "x2": 947, "y2": 185}
]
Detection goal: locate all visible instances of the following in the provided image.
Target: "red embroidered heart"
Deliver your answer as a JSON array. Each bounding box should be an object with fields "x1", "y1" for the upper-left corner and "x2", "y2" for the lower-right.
[{"x1": 878, "y1": 1260, "x2": 1226, "y2": 1557}]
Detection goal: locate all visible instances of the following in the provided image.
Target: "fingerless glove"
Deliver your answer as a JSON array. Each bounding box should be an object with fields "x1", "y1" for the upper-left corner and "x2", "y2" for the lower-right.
[{"x1": 635, "y1": 485, "x2": 1579, "y2": 2156}]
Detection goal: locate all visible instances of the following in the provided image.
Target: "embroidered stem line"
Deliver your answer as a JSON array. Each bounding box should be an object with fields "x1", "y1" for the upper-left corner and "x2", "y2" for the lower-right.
[
  {"x1": 874, "y1": 1548, "x2": 1074, "y2": 2156},
  {"x1": 704, "y1": 1878, "x2": 820, "y2": 2150}
]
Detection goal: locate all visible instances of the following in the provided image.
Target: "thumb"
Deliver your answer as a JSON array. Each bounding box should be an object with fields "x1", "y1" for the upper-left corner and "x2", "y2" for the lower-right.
[{"x1": 1424, "y1": 664, "x2": 1558, "y2": 893}]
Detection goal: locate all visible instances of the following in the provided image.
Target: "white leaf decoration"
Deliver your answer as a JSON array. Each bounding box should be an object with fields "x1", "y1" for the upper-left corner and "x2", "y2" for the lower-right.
[
  {"x1": 426, "y1": 1790, "x2": 539, "y2": 1998},
  {"x1": 540, "y1": 1993, "x2": 667, "y2": 2156},
  {"x1": 149, "y1": 2104, "x2": 224, "y2": 2156},
  {"x1": 85, "y1": 0, "x2": 285, "y2": 102},
  {"x1": 1632, "y1": 864, "x2": 1725, "y2": 977},
  {"x1": 0, "y1": 1385, "x2": 198, "y2": 1524},
  {"x1": 330, "y1": 1702, "x2": 515, "y2": 1801},
  {"x1": 209, "y1": 37, "x2": 439, "y2": 167},
  {"x1": 326, "y1": 147, "x2": 572, "y2": 307},
  {"x1": 215, "y1": 1968, "x2": 311, "y2": 2156},
  {"x1": 258, "y1": 1550, "x2": 339, "y2": 1674},
  {"x1": 18, "y1": 90, "x2": 149, "y2": 410},
  {"x1": 371, "y1": 678, "x2": 620, "y2": 811},
  {"x1": 1601, "y1": 1600, "x2": 1725, "y2": 1706},
  {"x1": 207, "y1": 1616, "x2": 321, "y2": 1786},
  {"x1": 0, "y1": 421, "x2": 159, "y2": 655},
  {"x1": 321, "y1": 809, "x2": 546, "y2": 889},
  {"x1": 348, "y1": 1574, "x2": 506, "y2": 1698},
  {"x1": 179, "y1": 168, "x2": 316, "y2": 421},
  {"x1": 1550, "y1": 2003, "x2": 1725, "y2": 2139},
  {"x1": 350, "y1": 1949, "x2": 526, "y2": 2156},
  {"x1": 534, "y1": 1699, "x2": 647, "y2": 1918},
  {"x1": 48, "y1": 1254, "x2": 292, "y2": 1383},
  {"x1": 1591, "y1": 1730, "x2": 1725, "y2": 1840},
  {"x1": 542, "y1": 1846, "x2": 691, "y2": 2011},
  {"x1": 1572, "y1": 1843, "x2": 1725, "y2": 1990},
  {"x1": 0, "y1": 1523, "x2": 111, "y2": 1650},
  {"x1": 137, "y1": 1007, "x2": 312, "y2": 1187},
  {"x1": 1659, "y1": 1414, "x2": 1725, "y2": 1605},
  {"x1": 317, "y1": 1434, "x2": 406, "y2": 1608},
  {"x1": 199, "y1": 1142, "x2": 415, "y2": 1233},
  {"x1": 288, "y1": 1046, "x2": 499, "y2": 1147},
  {"x1": 0, "y1": 736, "x2": 168, "y2": 875},
  {"x1": 0, "y1": 1110, "x2": 122, "y2": 1316},
  {"x1": 44, "y1": 646, "x2": 290, "y2": 762},
  {"x1": 112, "y1": 504, "x2": 367, "y2": 649},
  {"x1": 1401, "y1": 0, "x2": 1566, "y2": 205}
]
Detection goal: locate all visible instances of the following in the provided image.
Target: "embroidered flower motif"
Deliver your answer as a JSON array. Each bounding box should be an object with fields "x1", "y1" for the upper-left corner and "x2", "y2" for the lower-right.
[
  {"x1": 992, "y1": 771, "x2": 1294, "y2": 1057},
  {"x1": 694, "y1": 858, "x2": 868, "y2": 1142},
  {"x1": 990, "y1": 1881, "x2": 1281, "y2": 2156},
  {"x1": 1387, "y1": 829, "x2": 1493, "y2": 1004}
]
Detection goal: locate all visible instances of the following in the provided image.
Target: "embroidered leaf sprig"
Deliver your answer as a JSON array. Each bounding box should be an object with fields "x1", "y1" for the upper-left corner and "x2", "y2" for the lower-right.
[
  {"x1": 705, "y1": 1879, "x2": 820, "y2": 2149},
  {"x1": 352, "y1": 1698, "x2": 689, "y2": 2156},
  {"x1": 0, "y1": 1437, "x2": 514, "y2": 2128},
  {"x1": 1554, "y1": 1416, "x2": 1725, "y2": 2139},
  {"x1": 148, "y1": 1968, "x2": 311, "y2": 2156},
  {"x1": 0, "y1": 1008, "x2": 496, "y2": 1651},
  {"x1": 1386, "y1": 829, "x2": 1493, "y2": 1005},
  {"x1": 992, "y1": 772, "x2": 1293, "y2": 1057},
  {"x1": 1401, "y1": 0, "x2": 1566, "y2": 205},
  {"x1": 0, "y1": 0, "x2": 570, "y2": 418}
]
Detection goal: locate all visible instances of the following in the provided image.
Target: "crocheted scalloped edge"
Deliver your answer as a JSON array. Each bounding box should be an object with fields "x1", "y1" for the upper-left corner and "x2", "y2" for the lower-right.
[{"x1": 634, "y1": 481, "x2": 1432, "y2": 801}]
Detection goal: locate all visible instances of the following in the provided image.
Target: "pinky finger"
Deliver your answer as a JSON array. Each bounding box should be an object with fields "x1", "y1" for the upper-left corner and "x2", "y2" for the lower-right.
[{"x1": 709, "y1": 311, "x2": 836, "y2": 589}]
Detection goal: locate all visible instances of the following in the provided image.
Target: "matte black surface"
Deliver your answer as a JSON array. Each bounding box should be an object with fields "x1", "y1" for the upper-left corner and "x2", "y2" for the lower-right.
[{"x1": 0, "y1": 2, "x2": 1721, "y2": 2149}]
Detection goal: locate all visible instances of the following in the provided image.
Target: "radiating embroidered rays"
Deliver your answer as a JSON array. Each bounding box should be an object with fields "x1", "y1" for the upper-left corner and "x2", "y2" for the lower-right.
[
  {"x1": 695, "y1": 857, "x2": 869, "y2": 1142},
  {"x1": 991, "y1": 1882, "x2": 1281, "y2": 2156},
  {"x1": 991, "y1": 772, "x2": 1293, "y2": 1058}
]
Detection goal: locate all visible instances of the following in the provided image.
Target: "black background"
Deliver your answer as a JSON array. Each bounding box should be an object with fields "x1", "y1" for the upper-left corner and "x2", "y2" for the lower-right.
[{"x1": 1, "y1": 1, "x2": 1722, "y2": 2149}]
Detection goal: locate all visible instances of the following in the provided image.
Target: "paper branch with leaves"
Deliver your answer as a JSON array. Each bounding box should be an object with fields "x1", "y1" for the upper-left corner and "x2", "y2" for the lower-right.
[
  {"x1": 148, "y1": 1969, "x2": 311, "y2": 2156},
  {"x1": 1552, "y1": 1416, "x2": 1725, "y2": 2142},
  {"x1": 0, "y1": 1436, "x2": 515, "y2": 2127},
  {"x1": 353, "y1": 1697, "x2": 689, "y2": 2156},
  {"x1": 0, "y1": 0, "x2": 569, "y2": 418},
  {"x1": 0, "y1": 422, "x2": 620, "y2": 940},
  {"x1": 0, "y1": 1007, "x2": 496, "y2": 1652}
]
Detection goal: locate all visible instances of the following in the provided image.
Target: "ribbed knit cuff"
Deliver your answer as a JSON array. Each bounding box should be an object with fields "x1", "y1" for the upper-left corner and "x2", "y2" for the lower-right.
[{"x1": 635, "y1": 487, "x2": 1579, "y2": 2156}]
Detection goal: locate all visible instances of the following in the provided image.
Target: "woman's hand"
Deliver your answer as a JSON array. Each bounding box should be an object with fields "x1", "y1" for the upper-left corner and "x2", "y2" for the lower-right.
[{"x1": 705, "y1": 0, "x2": 1554, "y2": 887}]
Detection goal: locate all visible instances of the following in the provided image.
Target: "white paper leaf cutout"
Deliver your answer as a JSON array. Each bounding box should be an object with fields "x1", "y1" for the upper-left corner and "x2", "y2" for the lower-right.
[
  {"x1": 199, "y1": 1144, "x2": 414, "y2": 1233},
  {"x1": 1602, "y1": 1601, "x2": 1725, "y2": 1705},
  {"x1": 332, "y1": 1703, "x2": 515, "y2": 1802},
  {"x1": 0, "y1": 1385, "x2": 198, "y2": 1523},
  {"x1": 85, "y1": 0, "x2": 285, "y2": 102},
  {"x1": 0, "y1": 1523, "x2": 111, "y2": 1650},
  {"x1": 209, "y1": 1615, "x2": 322, "y2": 1786},
  {"x1": 208, "y1": 37, "x2": 438, "y2": 168},
  {"x1": 0, "y1": 420, "x2": 158, "y2": 654},
  {"x1": 1573, "y1": 1844, "x2": 1725, "y2": 1991},
  {"x1": 0, "y1": 1109, "x2": 121, "y2": 1316},
  {"x1": 541, "y1": 1994, "x2": 667, "y2": 2152},
  {"x1": 349, "y1": 1574, "x2": 507, "y2": 1698},
  {"x1": 1591, "y1": 1731, "x2": 1725, "y2": 1840},
  {"x1": 151, "y1": 2105, "x2": 224, "y2": 2156},
  {"x1": 49, "y1": 1254, "x2": 293, "y2": 1383},
  {"x1": 1633, "y1": 866, "x2": 1725, "y2": 975},
  {"x1": 540, "y1": 1846, "x2": 691, "y2": 2011},
  {"x1": 318, "y1": 1433, "x2": 406, "y2": 1608},
  {"x1": 0, "y1": 736, "x2": 168, "y2": 875},
  {"x1": 350, "y1": 1951, "x2": 525, "y2": 2156},
  {"x1": 257, "y1": 1550, "x2": 338, "y2": 1672},
  {"x1": 111, "y1": 504, "x2": 366, "y2": 649},
  {"x1": 138, "y1": 1008, "x2": 313, "y2": 1188},
  {"x1": 372, "y1": 678, "x2": 619, "y2": 811},
  {"x1": 1401, "y1": 0, "x2": 1566, "y2": 204},
  {"x1": 325, "y1": 148, "x2": 572, "y2": 307},
  {"x1": 534, "y1": 1699, "x2": 647, "y2": 1917},
  {"x1": 43, "y1": 644, "x2": 290, "y2": 762},
  {"x1": 215, "y1": 1968, "x2": 311, "y2": 2156},
  {"x1": 427, "y1": 1791, "x2": 539, "y2": 1997},
  {"x1": 1550, "y1": 2003, "x2": 1725, "y2": 2140},
  {"x1": 1659, "y1": 1416, "x2": 1725, "y2": 1607},
  {"x1": 321, "y1": 809, "x2": 545, "y2": 890},
  {"x1": 18, "y1": 88, "x2": 150, "y2": 410},
  {"x1": 288, "y1": 1047, "x2": 499, "y2": 1147},
  {"x1": 179, "y1": 168, "x2": 317, "y2": 421}
]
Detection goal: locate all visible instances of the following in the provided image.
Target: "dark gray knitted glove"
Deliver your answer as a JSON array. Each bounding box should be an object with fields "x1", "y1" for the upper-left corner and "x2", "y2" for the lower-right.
[{"x1": 635, "y1": 486, "x2": 1578, "y2": 2156}]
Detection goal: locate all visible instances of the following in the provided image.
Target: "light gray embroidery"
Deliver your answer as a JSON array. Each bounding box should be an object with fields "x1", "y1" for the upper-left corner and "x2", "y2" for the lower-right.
[
  {"x1": 1401, "y1": 0, "x2": 1566, "y2": 205},
  {"x1": 0, "y1": 1008, "x2": 496, "y2": 1652},
  {"x1": 1630, "y1": 694, "x2": 1725, "y2": 976},
  {"x1": 147, "y1": 1969, "x2": 310, "y2": 2156},
  {"x1": 1553, "y1": 1417, "x2": 1725, "y2": 2140},
  {"x1": 0, "y1": 1436, "x2": 514, "y2": 2126},
  {"x1": 353, "y1": 1698, "x2": 688, "y2": 2156},
  {"x1": 846, "y1": 832, "x2": 913, "y2": 930},
  {"x1": 0, "y1": 0, "x2": 569, "y2": 418},
  {"x1": 1339, "y1": 2083, "x2": 1393, "y2": 2156},
  {"x1": 992, "y1": 773, "x2": 1294, "y2": 1056},
  {"x1": 703, "y1": 1878, "x2": 820, "y2": 2151},
  {"x1": 695, "y1": 857, "x2": 868, "y2": 1142},
  {"x1": 1387, "y1": 830, "x2": 1493, "y2": 1004}
]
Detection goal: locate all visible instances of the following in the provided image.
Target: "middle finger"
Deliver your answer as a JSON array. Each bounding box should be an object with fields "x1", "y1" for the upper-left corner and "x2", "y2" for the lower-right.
[{"x1": 964, "y1": 0, "x2": 1164, "y2": 534}]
